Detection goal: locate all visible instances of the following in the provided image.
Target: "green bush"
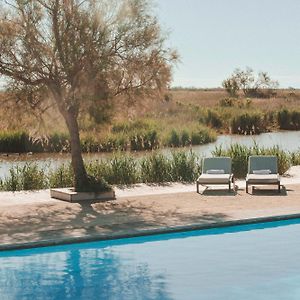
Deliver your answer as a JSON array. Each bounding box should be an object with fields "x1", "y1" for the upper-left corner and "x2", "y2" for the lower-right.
[
  {"x1": 0, "y1": 163, "x2": 48, "y2": 191},
  {"x1": 213, "y1": 143, "x2": 291, "y2": 178},
  {"x1": 204, "y1": 109, "x2": 223, "y2": 128},
  {"x1": 167, "y1": 129, "x2": 181, "y2": 147},
  {"x1": 49, "y1": 164, "x2": 74, "y2": 188},
  {"x1": 277, "y1": 108, "x2": 300, "y2": 130},
  {"x1": 191, "y1": 127, "x2": 216, "y2": 145},
  {"x1": 170, "y1": 151, "x2": 199, "y2": 182},
  {"x1": 0, "y1": 131, "x2": 29, "y2": 153},
  {"x1": 140, "y1": 153, "x2": 172, "y2": 183},
  {"x1": 230, "y1": 112, "x2": 266, "y2": 134},
  {"x1": 181, "y1": 130, "x2": 190, "y2": 146},
  {"x1": 130, "y1": 129, "x2": 159, "y2": 151}
]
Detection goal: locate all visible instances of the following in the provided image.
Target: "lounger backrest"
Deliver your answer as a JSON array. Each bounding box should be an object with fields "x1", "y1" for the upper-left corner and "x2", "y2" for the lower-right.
[
  {"x1": 202, "y1": 157, "x2": 232, "y2": 174},
  {"x1": 248, "y1": 155, "x2": 278, "y2": 174}
]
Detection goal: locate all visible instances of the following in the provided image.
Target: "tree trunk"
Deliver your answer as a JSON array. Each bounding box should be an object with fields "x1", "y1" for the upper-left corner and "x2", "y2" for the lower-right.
[{"x1": 65, "y1": 110, "x2": 90, "y2": 191}]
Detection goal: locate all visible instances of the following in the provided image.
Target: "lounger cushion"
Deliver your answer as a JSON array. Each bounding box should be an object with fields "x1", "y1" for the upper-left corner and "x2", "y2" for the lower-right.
[
  {"x1": 206, "y1": 169, "x2": 225, "y2": 174},
  {"x1": 246, "y1": 174, "x2": 280, "y2": 183},
  {"x1": 253, "y1": 169, "x2": 271, "y2": 175},
  {"x1": 197, "y1": 174, "x2": 231, "y2": 184}
]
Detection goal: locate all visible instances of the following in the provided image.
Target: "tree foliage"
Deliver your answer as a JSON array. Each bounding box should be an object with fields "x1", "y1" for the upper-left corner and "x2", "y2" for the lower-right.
[
  {"x1": 222, "y1": 67, "x2": 279, "y2": 98},
  {"x1": 0, "y1": 0, "x2": 177, "y2": 191}
]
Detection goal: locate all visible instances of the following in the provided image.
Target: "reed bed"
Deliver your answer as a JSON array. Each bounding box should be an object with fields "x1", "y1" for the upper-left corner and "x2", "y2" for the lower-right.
[
  {"x1": 212, "y1": 143, "x2": 291, "y2": 178},
  {"x1": 2, "y1": 144, "x2": 300, "y2": 191}
]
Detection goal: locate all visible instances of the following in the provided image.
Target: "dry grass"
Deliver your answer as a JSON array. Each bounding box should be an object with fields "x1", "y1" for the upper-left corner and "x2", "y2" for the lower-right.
[{"x1": 1, "y1": 88, "x2": 300, "y2": 136}]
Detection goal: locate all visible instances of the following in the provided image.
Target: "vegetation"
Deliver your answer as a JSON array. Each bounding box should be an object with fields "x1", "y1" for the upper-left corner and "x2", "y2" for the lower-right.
[
  {"x1": 277, "y1": 108, "x2": 300, "y2": 130},
  {"x1": 2, "y1": 145, "x2": 300, "y2": 191},
  {"x1": 212, "y1": 143, "x2": 291, "y2": 178},
  {"x1": 0, "y1": 0, "x2": 177, "y2": 192},
  {"x1": 222, "y1": 67, "x2": 279, "y2": 98},
  {"x1": 0, "y1": 121, "x2": 217, "y2": 153}
]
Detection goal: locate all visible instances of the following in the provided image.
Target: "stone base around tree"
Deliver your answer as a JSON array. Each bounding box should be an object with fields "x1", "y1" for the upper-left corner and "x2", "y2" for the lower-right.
[{"x1": 50, "y1": 187, "x2": 115, "y2": 202}]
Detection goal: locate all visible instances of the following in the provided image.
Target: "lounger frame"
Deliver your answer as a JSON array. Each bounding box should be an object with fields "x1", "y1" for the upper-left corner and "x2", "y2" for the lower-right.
[
  {"x1": 246, "y1": 155, "x2": 281, "y2": 193},
  {"x1": 196, "y1": 157, "x2": 234, "y2": 193}
]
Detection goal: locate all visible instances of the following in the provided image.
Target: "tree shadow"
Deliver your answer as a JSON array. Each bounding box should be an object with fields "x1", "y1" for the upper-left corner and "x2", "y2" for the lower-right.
[{"x1": 0, "y1": 196, "x2": 231, "y2": 246}]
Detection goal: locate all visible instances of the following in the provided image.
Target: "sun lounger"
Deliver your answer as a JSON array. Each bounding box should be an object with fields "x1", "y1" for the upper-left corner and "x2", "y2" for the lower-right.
[
  {"x1": 246, "y1": 155, "x2": 280, "y2": 193},
  {"x1": 196, "y1": 157, "x2": 234, "y2": 193}
]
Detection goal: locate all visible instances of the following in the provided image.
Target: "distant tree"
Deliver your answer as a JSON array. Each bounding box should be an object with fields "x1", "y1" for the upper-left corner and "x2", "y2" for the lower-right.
[
  {"x1": 222, "y1": 67, "x2": 279, "y2": 98},
  {"x1": 222, "y1": 78, "x2": 239, "y2": 97},
  {"x1": 0, "y1": 0, "x2": 177, "y2": 191}
]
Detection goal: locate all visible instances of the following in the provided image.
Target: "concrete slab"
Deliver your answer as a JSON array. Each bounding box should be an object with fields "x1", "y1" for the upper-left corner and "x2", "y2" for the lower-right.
[{"x1": 50, "y1": 187, "x2": 115, "y2": 202}]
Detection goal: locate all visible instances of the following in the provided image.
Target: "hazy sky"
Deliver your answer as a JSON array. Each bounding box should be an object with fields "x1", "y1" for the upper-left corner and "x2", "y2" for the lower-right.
[{"x1": 156, "y1": 0, "x2": 300, "y2": 88}]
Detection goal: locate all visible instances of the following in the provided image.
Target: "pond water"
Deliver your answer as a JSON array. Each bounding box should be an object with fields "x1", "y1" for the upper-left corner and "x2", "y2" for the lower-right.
[{"x1": 0, "y1": 130, "x2": 300, "y2": 178}]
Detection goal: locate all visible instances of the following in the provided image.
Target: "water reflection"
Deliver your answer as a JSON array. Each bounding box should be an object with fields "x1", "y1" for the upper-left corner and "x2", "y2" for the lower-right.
[{"x1": 0, "y1": 246, "x2": 172, "y2": 300}]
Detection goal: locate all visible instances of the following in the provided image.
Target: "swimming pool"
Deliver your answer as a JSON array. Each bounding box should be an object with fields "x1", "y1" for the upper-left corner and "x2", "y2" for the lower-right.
[{"x1": 1, "y1": 219, "x2": 300, "y2": 300}]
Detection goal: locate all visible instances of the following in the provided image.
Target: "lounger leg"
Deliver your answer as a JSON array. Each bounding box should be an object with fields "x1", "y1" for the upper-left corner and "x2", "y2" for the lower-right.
[
  {"x1": 278, "y1": 183, "x2": 281, "y2": 193},
  {"x1": 196, "y1": 182, "x2": 199, "y2": 194},
  {"x1": 246, "y1": 182, "x2": 248, "y2": 193}
]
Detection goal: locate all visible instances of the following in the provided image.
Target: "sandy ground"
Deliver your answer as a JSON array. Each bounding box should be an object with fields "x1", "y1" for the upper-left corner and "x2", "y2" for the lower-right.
[{"x1": 1, "y1": 166, "x2": 300, "y2": 249}]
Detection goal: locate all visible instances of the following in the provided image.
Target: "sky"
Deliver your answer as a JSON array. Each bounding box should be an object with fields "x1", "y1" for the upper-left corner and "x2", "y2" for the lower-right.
[{"x1": 155, "y1": 0, "x2": 300, "y2": 88}]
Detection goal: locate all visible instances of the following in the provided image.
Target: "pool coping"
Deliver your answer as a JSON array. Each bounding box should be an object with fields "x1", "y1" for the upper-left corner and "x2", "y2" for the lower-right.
[{"x1": 2, "y1": 212, "x2": 300, "y2": 251}]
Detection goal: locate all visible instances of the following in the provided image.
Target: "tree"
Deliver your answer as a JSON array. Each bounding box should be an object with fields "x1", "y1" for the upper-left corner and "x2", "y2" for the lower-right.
[
  {"x1": 0, "y1": 0, "x2": 177, "y2": 191},
  {"x1": 222, "y1": 67, "x2": 279, "y2": 98},
  {"x1": 222, "y1": 77, "x2": 239, "y2": 97}
]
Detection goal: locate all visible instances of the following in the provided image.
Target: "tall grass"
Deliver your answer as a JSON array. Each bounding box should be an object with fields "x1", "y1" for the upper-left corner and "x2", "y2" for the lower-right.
[
  {"x1": 277, "y1": 108, "x2": 300, "y2": 130},
  {"x1": 170, "y1": 151, "x2": 200, "y2": 182},
  {"x1": 230, "y1": 111, "x2": 266, "y2": 134},
  {"x1": 212, "y1": 143, "x2": 291, "y2": 177},
  {"x1": 49, "y1": 164, "x2": 74, "y2": 188},
  {"x1": 0, "y1": 163, "x2": 48, "y2": 191},
  {"x1": 1, "y1": 145, "x2": 300, "y2": 191},
  {"x1": 86, "y1": 154, "x2": 139, "y2": 185},
  {"x1": 0, "y1": 131, "x2": 28, "y2": 153},
  {"x1": 166, "y1": 126, "x2": 216, "y2": 147},
  {"x1": 140, "y1": 152, "x2": 172, "y2": 183},
  {"x1": 200, "y1": 107, "x2": 271, "y2": 134}
]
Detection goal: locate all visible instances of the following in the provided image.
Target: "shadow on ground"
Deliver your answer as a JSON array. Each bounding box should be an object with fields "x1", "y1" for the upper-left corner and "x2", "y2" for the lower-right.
[
  {"x1": 250, "y1": 185, "x2": 288, "y2": 196},
  {"x1": 0, "y1": 196, "x2": 230, "y2": 246}
]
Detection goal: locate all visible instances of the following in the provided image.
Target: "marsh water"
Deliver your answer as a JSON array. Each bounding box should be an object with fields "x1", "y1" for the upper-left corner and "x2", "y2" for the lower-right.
[{"x1": 0, "y1": 130, "x2": 300, "y2": 178}]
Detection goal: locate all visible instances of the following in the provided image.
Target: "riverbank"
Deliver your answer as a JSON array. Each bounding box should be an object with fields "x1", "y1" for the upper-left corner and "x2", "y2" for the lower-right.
[{"x1": 1, "y1": 166, "x2": 300, "y2": 250}]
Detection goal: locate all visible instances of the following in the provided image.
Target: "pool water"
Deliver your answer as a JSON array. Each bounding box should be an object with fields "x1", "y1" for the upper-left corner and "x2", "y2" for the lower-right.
[{"x1": 1, "y1": 219, "x2": 300, "y2": 300}]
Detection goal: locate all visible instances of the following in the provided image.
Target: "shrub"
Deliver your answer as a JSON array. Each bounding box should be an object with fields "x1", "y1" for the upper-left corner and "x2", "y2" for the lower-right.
[
  {"x1": 47, "y1": 133, "x2": 70, "y2": 152},
  {"x1": 204, "y1": 109, "x2": 223, "y2": 128},
  {"x1": 230, "y1": 112, "x2": 265, "y2": 135},
  {"x1": 86, "y1": 155, "x2": 139, "y2": 185},
  {"x1": 109, "y1": 154, "x2": 138, "y2": 184},
  {"x1": 101, "y1": 134, "x2": 128, "y2": 152},
  {"x1": 140, "y1": 153, "x2": 172, "y2": 183},
  {"x1": 170, "y1": 151, "x2": 199, "y2": 182},
  {"x1": 277, "y1": 108, "x2": 300, "y2": 130},
  {"x1": 191, "y1": 127, "x2": 216, "y2": 145},
  {"x1": 181, "y1": 130, "x2": 190, "y2": 146},
  {"x1": 213, "y1": 143, "x2": 291, "y2": 178},
  {"x1": 219, "y1": 97, "x2": 235, "y2": 107},
  {"x1": 130, "y1": 129, "x2": 159, "y2": 151},
  {"x1": 0, "y1": 131, "x2": 28, "y2": 153},
  {"x1": 0, "y1": 163, "x2": 48, "y2": 191},
  {"x1": 49, "y1": 164, "x2": 74, "y2": 188},
  {"x1": 167, "y1": 129, "x2": 181, "y2": 147}
]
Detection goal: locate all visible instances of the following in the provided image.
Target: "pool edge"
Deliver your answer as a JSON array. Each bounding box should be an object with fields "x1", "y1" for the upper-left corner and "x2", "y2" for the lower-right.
[{"x1": 2, "y1": 212, "x2": 300, "y2": 251}]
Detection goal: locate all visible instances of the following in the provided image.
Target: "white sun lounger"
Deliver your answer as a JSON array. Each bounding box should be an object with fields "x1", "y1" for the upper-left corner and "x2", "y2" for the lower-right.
[
  {"x1": 196, "y1": 157, "x2": 234, "y2": 193},
  {"x1": 246, "y1": 155, "x2": 281, "y2": 193}
]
